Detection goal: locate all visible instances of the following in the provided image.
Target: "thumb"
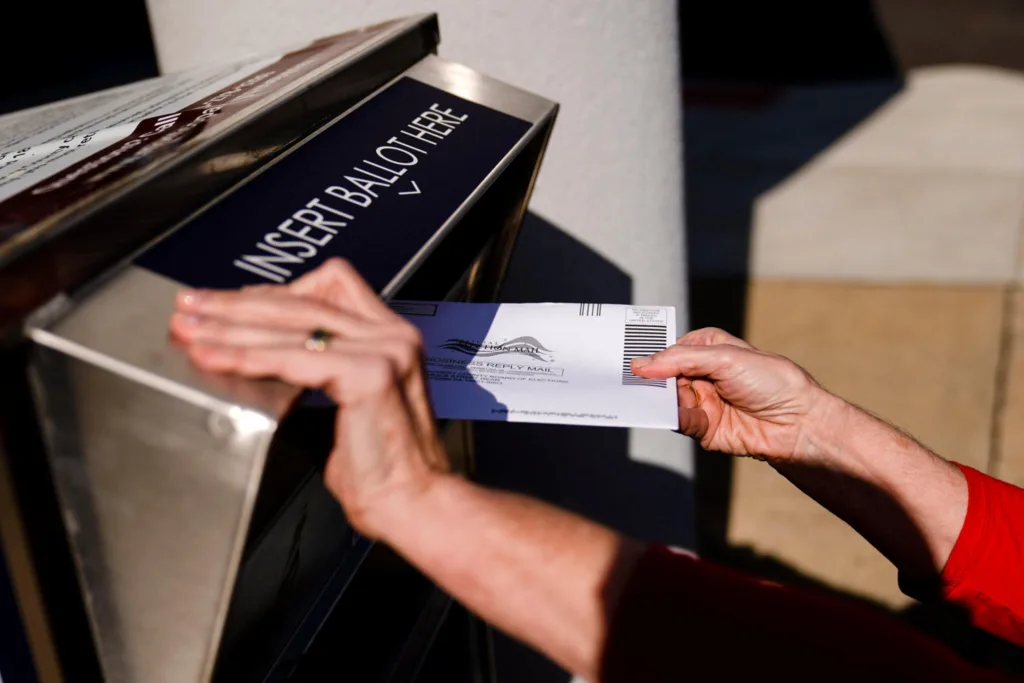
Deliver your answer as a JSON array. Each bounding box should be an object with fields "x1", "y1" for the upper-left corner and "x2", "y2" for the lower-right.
[{"x1": 631, "y1": 344, "x2": 743, "y2": 380}]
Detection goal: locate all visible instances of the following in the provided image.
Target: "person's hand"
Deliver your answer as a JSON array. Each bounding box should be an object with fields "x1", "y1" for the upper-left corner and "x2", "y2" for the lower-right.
[
  {"x1": 168, "y1": 259, "x2": 450, "y2": 538},
  {"x1": 631, "y1": 328, "x2": 834, "y2": 462}
]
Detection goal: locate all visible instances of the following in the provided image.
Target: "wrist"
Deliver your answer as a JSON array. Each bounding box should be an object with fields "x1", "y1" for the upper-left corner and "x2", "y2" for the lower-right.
[
  {"x1": 359, "y1": 469, "x2": 456, "y2": 543},
  {"x1": 789, "y1": 388, "x2": 854, "y2": 465}
]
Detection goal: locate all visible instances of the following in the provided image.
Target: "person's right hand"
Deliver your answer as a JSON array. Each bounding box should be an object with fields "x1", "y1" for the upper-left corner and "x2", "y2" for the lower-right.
[{"x1": 630, "y1": 328, "x2": 835, "y2": 462}]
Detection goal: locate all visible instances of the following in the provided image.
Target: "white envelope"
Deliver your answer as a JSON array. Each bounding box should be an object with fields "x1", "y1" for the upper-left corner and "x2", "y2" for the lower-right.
[{"x1": 392, "y1": 301, "x2": 679, "y2": 430}]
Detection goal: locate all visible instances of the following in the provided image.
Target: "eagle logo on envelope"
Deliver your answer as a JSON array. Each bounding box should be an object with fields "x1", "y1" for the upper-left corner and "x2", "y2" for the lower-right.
[{"x1": 439, "y1": 336, "x2": 554, "y2": 362}]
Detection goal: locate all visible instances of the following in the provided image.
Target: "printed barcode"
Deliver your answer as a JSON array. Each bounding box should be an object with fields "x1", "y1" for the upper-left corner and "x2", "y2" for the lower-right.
[
  {"x1": 622, "y1": 324, "x2": 668, "y2": 387},
  {"x1": 579, "y1": 303, "x2": 602, "y2": 316}
]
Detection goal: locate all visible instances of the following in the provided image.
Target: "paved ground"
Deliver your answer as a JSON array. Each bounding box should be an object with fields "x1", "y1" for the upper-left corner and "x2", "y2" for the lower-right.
[
  {"x1": 684, "y1": 15, "x2": 1024, "y2": 666},
  {"x1": 688, "y1": 64, "x2": 1024, "y2": 608}
]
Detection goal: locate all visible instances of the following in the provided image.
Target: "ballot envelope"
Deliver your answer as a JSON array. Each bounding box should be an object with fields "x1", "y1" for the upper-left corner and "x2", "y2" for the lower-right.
[{"x1": 0, "y1": 14, "x2": 556, "y2": 683}]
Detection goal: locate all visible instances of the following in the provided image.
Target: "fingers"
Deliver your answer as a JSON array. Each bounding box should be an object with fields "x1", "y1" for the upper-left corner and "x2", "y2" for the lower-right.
[
  {"x1": 631, "y1": 343, "x2": 748, "y2": 380},
  {"x1": 678, "y1": 407, "x2": 710, "y2": 441},
  {"x1": 289, "y1": 258, "x2": 395, "y2": 321},
  {"x1": 176, "y1": 269, "x2": 428, "y2": 392},
  {"x1": 172, "y1": 266, "x2": 447, "y2": 538},
  {"x1": 171, "y1": 313, "x2": 307, "y2": 348},
  {"x1": 677, "y1": 327, "x2": 752, "y2": 349},
  {"x1": 176, "y1": 288, "x2": 392, "y2": 340},
  {"x1": 629, "y1": 329, "x2": 754, "y2": 382},
  {"x1": 241, "y1": 284, "x2": 285, "y2": 295},
  {"x1": 188, "y1": 344, "x2": 400, "y2": 405},
  {"x1": 176, "y1": 282, "x2": 432, "y2": 436},
  {"x1": 170, "y1": 311, "x2": 422, "y2": 361},
  {"x1": 186, "y1": 329, "x2": 435, "y2": 443},
  {"x1": 678, "y1": 381, "x2": 700, "y2": 409},
  {"x1": 326, "y1": 338, "x2": 423, "y2": 378},
  {"x1": 675, "y1": 379, "x2": 712, "y2": 441}
]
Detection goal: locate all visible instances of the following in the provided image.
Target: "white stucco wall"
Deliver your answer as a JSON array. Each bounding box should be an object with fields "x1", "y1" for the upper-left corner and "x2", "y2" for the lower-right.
[{"x1": 146, "y1": 0, "x2": 691, "y2": 491}]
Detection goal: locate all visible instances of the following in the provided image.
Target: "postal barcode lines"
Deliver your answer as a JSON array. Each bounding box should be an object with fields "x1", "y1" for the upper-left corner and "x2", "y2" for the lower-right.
[
  {"x1": 622, "y1": 323, "x2": 668, "y2": 387},
  {"x1": 579, "y1": 303, "x2": 602, "y2": 316}
]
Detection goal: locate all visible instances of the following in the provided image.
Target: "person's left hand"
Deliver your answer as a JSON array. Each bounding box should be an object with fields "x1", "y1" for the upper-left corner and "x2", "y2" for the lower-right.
[{"x1": 168, "y1": 259, "x2": 451, "y2": 539}]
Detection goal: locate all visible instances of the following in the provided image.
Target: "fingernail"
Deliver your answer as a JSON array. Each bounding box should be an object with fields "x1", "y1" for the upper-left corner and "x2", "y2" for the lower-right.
[
  {"x1": 178, "y1": 289, "x2": 207, "y2": 307},
  {"x1": 683, "y1": 383, "x2": 701, "y2": 407},
  {"x1": 176, "y1": 314, "x2": 202, "y2": 327},
  {"x1": 631, "y1": 356, "x2": 653, "y2": 369}
]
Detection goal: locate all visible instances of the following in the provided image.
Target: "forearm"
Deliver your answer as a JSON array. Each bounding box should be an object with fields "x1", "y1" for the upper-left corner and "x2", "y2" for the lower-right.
[
  {"x1": 778, "y1": 391, "x2": 968, "y2": 577},
  {"x1": 374, "y1": 474, "x2": 643, "y2": 681}
]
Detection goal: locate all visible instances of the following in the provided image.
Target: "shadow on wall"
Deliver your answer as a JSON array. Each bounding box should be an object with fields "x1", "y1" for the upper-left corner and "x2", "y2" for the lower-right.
[
  {"x1": 473, "y1": 211, "x2": 694, "y2": 683},
  {"x1": 680, "y1": 0, "x2": 1024, "y2": 673},
  {"x1": 680, "y1": 0, "x2": 904, "y2": 570},
  {"x1": 0, "y1": 544, "x2": 35, "y2": 682}
]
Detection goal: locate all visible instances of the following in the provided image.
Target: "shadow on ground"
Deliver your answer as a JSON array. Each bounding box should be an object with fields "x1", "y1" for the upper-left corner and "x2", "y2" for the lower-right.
[
  {"x1": 681, "y1": 0, "x2": 903, "y2": 560},
  {"x1": 682, "y1": 0, "x2": 1024, "y2": 674}
]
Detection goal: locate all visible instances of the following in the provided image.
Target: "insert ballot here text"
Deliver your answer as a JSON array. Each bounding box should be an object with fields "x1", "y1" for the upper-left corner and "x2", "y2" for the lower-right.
[{"x1": 233, "y1": 102, "x2": 470, "y2": 284}]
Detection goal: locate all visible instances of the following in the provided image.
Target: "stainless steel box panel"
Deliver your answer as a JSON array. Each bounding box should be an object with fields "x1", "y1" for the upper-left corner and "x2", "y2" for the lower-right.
[
  {"x1": 30, "y1": 349, "x2": 283, "y2": 683},
  {"x1": 18, "y1": 53, "x2": 557, "y2": 683}
]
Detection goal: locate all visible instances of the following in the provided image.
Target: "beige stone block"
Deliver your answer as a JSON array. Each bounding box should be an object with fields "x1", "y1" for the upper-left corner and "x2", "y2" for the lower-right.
[
  {"x1": 746, "y1": 281, "x2": 1002, "y2": 469},
  {"x1": 752, "y1": 166, "x2": 1024, "y2": 282},
  {"x1": 730, "y1": 281, "x2": 1005, "y2": 605},
  {"x1": 996, "y1": 288, "x2": 1024, "y2": 489},
  {"x1": 821, "y1": 66, "x2": 1024, "y2": 173}
]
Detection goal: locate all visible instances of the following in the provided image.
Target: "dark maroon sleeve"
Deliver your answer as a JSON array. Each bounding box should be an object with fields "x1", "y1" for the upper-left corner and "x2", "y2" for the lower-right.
[
  {"x1": 940, "y1": 464, "x2": 1024, "y2": 646},
  {"x1": 601, "y1": 545, "x2": 1016, "y2": 683}
]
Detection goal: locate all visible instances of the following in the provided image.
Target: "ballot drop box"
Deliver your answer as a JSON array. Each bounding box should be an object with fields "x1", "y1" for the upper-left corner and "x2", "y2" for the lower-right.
[{"x1": 0, "y1": 15, "x2": 557, "y2": 683}]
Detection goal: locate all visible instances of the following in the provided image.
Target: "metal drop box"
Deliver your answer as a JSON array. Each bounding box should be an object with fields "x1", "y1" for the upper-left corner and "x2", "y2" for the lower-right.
[{"x1": 0, "y1": 14, "x2": 556, "y2": 683}]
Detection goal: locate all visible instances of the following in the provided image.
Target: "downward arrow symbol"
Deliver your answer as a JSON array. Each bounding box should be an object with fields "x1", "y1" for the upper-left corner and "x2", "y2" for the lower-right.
[{"x1": 398, "y1": 180, "x2": 421, "y2": 196}]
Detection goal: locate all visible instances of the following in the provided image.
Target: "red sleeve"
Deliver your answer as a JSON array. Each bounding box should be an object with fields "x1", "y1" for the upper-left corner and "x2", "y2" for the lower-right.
[
  {"x1": 940, "y1": 464, "x2": 1024, "y2": 646},
  {"x1": 602, "y1": 545, "x2": 1015, "y2": 683}
]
